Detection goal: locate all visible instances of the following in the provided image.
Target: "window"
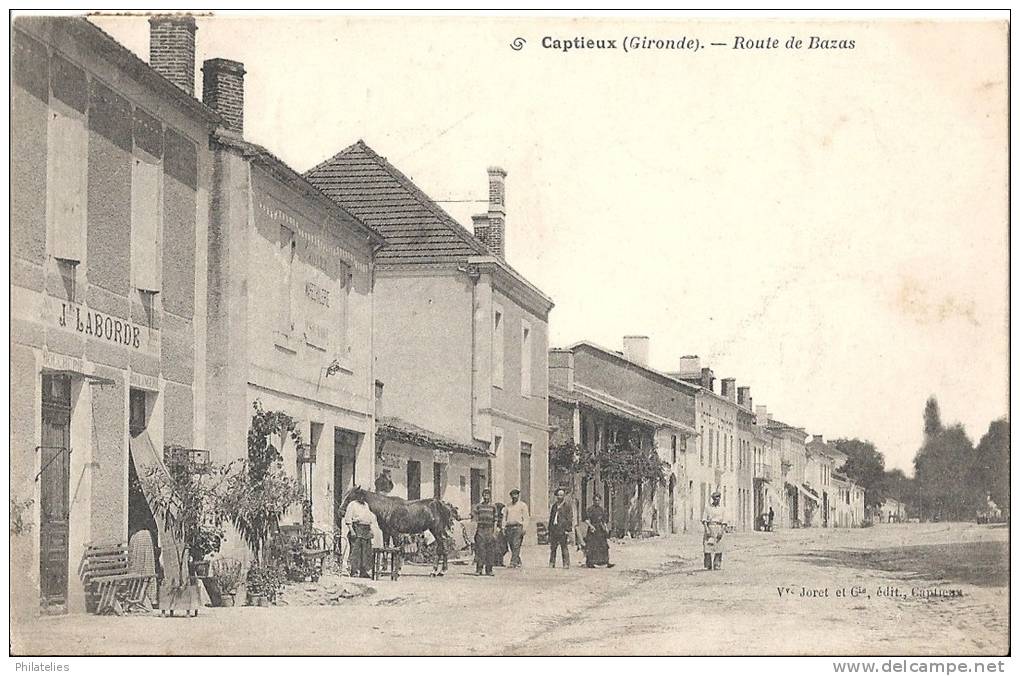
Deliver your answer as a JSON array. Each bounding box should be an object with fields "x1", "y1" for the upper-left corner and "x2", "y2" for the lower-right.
[
  {"x1": 700, "y1": 426, "x2": 704, "y2": 464},
  {"x1": 671, "y1": 435, "x2": 677, "y2": 465},
  {"x1": 278, "y1": 226, "x2": 295, "y2": 333},
  {"x1": 708, "y1": 429, "x2": 713, "y2": 466},
  {"x1": 131, "y1": 155, "x2": 163, "y2": 292},
  {"x1": 57, "y1": 259, "x2": 77, "y2": 302},
  {"x1": 493, "y1": 429, "x2": 503, "y2": 458},
  {"x1": 520, "y1": 320, "x2": 532, "y2": 397},
  {"x1": 493, "y1": 306, "x2": 504, "y2": 389},
  {"x1": 47, "y1": 108, "x2": 86, "y2": 262},
  {"x1": 337, "y1": 261, "x2": 351, "y2": 354}
]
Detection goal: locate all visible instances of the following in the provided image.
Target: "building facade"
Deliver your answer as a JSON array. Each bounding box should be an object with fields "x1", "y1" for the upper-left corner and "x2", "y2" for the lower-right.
[
  {"x1": 805, "y1": 435, "x2": 849, "y2": 528},
  {"x1": 11, "y1": 16, "x2": 219, "y2": 616},
  {"x1": 306, "y1": 145, "x2": 554, "y2": 525},
  {"x1": 548, "y1": 339, "x2": 697, "y2": 537}
]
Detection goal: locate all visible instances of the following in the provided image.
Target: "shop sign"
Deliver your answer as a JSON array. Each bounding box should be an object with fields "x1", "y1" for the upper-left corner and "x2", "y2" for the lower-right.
[
  {"x1": 378, "y1": 455, "x2": 403, "y2": 470},
  {"x1": 54, "y1": 301, "x2": 147, "y2": 350}
]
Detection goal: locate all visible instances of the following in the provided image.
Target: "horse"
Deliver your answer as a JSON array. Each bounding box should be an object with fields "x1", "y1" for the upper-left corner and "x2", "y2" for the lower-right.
[{"x1": 338, "y1": 486, "x2": 454, "y2": 576}]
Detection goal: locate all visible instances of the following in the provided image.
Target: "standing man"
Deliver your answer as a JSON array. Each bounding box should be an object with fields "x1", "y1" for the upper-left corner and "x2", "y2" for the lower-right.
[
  {"x1": 767, "y1": 505, "x2": 775, "y2": 532},
  {"x1": 471, "y1": 488, "x2": 498, "y2": 576},
  {"x1": 548, "y1": 488, "x2": 574, "y2": 568},
  {"x1": 504, "y1": 489, "x2": 530, "y2": 568},
  {"x1": 344, "y1": 491, "x2": 375, "y2": 578}
]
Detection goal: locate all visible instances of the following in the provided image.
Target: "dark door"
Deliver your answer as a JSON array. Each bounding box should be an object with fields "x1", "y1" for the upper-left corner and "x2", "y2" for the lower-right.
[
  {"x1": 668, "y1": 475, "x2": 676, "y2": 534},
  {"x1": 406, "y1": 460, "x2": 421, "y2": 500},
  {"x1": 333, "y1": 429, "x2": 360, "y2": 525},
  {"x1": 470, "y1": 468, "x2": 485, "y2": 507},
  {"x1": 433, "y1": 462, "x2": 444, "y2": 500},
  {"x1": 520, "y1": 444, "x2": 532, "y2": 508},
  {"x1": 40, "y1": 374, "x2": 71, "y2": 613}
]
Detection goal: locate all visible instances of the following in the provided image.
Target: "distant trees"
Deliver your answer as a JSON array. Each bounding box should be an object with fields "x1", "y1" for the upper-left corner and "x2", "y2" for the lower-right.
[
  {"x1": 831, "y1": 438, "x2": 887, "y2": 509},
  {"x1": 971, "y1": 418, "x2": 1010, "y2": 511},
  {"x1": 912, "y1": 396, "x2": 1007, "y2": 521}
]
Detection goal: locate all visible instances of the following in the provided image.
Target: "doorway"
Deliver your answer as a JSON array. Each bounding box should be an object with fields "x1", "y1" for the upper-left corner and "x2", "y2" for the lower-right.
[
  {"x1": 406, "y1": 460, "x2": 421, "y2": 500},
  {"x1": 333, "y1": 429, "x2": 360, "y2": 526},
  {"x1": 40, "y1": 374, "x2": 72, "y2": 613},
  {"x1": 668, "y1": 475, "x2": 676, "y2": 534},
  {"x1": 470, "y1": 468, "x2": 485, "y2": 507}
]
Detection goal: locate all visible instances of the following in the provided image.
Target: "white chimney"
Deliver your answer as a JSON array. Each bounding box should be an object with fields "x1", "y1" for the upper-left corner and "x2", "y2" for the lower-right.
[
  {"x1": 623, "y1": 336, "x2": 650, "y2": 366},
  {"x1": 678, "y1": 355, "x2": 701, "y2": 376}
]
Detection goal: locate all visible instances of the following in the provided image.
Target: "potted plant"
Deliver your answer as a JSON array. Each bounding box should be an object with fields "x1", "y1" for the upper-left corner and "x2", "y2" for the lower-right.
[
  {"x1": 245, "y1": 563, "x2": 284, "y2": 606},
  {"x1": 137, "y1": 448, "x2": 231, "y2": 616},
  {"x1": 209, "y1": 558, "x2": 244, "y2": 607}
]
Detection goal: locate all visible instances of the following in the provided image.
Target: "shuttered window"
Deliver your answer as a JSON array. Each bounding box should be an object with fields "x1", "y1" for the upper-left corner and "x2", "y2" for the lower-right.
[
  {"x1": 47, "y1": 109, "x2": 87, "y2": 262},
  {"x1": 131, "y1": 155, "x2": 162, "y2": 292}
]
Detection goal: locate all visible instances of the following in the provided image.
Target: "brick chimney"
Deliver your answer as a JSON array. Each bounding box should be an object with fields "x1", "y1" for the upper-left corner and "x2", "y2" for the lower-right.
[
  {"x1": 472, "y1": 167, "x2": 507, "y2": 258},
  {"x1": 812, "y1": 434, "x2": 824, "y2": 444},
  {"x1": 720, "y1": 378, "x2": 736, "y2": 402},
  {"x1": 549, "y1": 349, "x2": 575, "y2": 392},
  {"x1": 700, "y1": 367, "x2": 715, "y2": 392},
  {"x1": 149, "y1": 15, "x2": 197, "y2": 95},
  {"x1": 622, "y1": 336, "x2": 650, "y2": 366},
  {"x1": 202, "y1": 58, "x2": 245, "y2": 134},
  {"x1": 737, "y1": 386, "x2": 751, "y2": 409}
]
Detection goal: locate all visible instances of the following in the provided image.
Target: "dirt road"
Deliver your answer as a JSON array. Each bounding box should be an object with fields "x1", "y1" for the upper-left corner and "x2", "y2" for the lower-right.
[{"x1": 13, "y1": 522, "x2": 1008, "y2": 655}]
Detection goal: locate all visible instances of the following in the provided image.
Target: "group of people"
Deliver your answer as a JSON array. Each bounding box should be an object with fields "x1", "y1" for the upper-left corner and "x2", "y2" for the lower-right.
[
  {"x1": 343, "y1": 476, "x2": 736, "y2": 577},
  {"x1": 470, "y1": 486, "x2": 615, "y2": 574}
]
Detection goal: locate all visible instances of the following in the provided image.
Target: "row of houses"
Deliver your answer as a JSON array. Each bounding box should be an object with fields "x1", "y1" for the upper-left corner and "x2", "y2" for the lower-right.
[
  {"x1": 546, "y1": 340, "x2": 865, "y2": 538},
  {"x1": 10, "y1": 15, "x2": 862, "y2": 618}
]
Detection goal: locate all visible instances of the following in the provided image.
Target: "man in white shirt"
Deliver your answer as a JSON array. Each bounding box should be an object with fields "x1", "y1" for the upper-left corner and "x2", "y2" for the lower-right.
[
  {"x1": 343, "y1": 492, "x2": 375, "y2": 578},
  {"x1": 503, "y1": 489, "x2": 530, "y2": 568}
]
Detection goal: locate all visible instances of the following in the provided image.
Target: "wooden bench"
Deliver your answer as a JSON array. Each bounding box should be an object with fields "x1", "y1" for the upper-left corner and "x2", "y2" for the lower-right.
[{"x1": 78, "y1": 542, "x2": 155, "y2": 615}]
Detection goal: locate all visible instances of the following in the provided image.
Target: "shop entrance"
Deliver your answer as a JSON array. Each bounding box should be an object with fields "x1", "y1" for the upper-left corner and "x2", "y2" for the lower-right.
[
  {"x1": 39, "y1": 374, "x2": 72, "y2": 613},
  {"x1": 333, "y1": 429, "x2": 360, "y2": 526}
]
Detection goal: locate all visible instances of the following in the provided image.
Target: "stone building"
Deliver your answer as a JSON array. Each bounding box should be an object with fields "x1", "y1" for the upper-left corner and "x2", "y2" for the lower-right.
[
  {"x1": 548, "y1": 339, "x2": 697, "y2": 537},
  {"x1": 805, "y1": 435, "x2": 849, "y2": 528},
  {"x1": 305, "y1": 145, "x2": 554, "y2": 524},
  {"x1": 10, "y1": 16, "x2": 219, "y2": 615}
]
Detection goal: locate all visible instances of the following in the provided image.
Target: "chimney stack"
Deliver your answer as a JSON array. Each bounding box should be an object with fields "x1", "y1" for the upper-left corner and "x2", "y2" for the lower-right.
[
  {"x1": 737, "y1": 386, "x2": 751, "y2": 409},
  {"x1": 549, "y1": 349, "x2": 575, "y2": 392},
  {"x1": 472, "y1": 167, "x2": 507, "y2": 258},
  {"x1": 202, "y1": 58, "x2": 245, "y2": 135},
  {"x1": 149, "y1": 15, "x2": 197, "y2": 95},
  {"x1": 678, "y1": 355, "x2": 701, "y2": 377},
  {"x1": 700, "y1": 367, "x2": 715, "y2": 392},
  {"x1": 622, "y1": 336, "x2": 650, "y2": 366},
  {"x1": 720, "y1": 378, "x2": 737, "y2": 402},
  {"x1": 812, "y1": 434, "x2": 824, "y2": 444},
  {"x1": 755, "y1": 405, "x2": 768, "y2": 426}
]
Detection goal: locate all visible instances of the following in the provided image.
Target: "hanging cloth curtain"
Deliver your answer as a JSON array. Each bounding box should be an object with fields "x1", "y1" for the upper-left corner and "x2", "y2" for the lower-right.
[{"x1": 128, "y1": 432, "x2": 185, "y2": 588}]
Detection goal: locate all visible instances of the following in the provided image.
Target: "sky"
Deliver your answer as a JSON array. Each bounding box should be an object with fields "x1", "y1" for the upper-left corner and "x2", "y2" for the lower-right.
[{"x1": 91, "y1": 14, "x2": 1009, "y2": 474}]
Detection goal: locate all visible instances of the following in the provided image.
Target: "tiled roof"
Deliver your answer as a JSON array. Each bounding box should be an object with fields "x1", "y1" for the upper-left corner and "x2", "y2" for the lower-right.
[
  {"x1": 377, "y1": 416, "x2": 493, "y2": 457},
  {"x1": 304, "y1": 140, "x2": 491, "y2": 264}
]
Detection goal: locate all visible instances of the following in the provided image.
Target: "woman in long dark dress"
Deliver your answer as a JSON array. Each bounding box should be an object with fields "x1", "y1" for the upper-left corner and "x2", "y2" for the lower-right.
[{"x1": 584, "y1": 496, "x2": 613, "y2": 568}]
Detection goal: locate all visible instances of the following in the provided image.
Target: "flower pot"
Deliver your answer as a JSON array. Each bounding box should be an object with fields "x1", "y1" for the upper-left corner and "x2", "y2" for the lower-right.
[
  {"x1": 257, "y1": 595, "x2": 271, "y2": 607},
  {"x1": 248, "y1": 593, "x2": 264, "y2": 607},
  {"x1": 220, "y1": 593, "x2": 235, "y2": 607}
]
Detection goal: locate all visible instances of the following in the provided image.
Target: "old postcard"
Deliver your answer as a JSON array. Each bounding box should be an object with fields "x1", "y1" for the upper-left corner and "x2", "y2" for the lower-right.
[{"x1": 8, "y1": 11, "x2": 1009, "y2": 659}]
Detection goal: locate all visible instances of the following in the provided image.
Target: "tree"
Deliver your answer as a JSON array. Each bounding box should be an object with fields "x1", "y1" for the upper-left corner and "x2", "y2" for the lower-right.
[
  {"x1": 914, "y1": 423, "x2": 977, "y2": 521},
  {"x1": 924, "y1": 397, "x2": 943, "y2": 440},
  {"x1": 971, "y1": 418, "x2": 1009, "y2": 511},
  {"x1": 221, "y1": 400, "x2": 305, "y2": 563},
  {"x1": 831, "y1": 438, "x2": 887, "y2": 509}
]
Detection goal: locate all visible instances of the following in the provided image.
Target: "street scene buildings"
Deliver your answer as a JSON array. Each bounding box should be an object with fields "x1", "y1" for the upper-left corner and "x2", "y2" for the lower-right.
[{"x1": 8, "y1": 13, "x2": 1009, "y2": 658}]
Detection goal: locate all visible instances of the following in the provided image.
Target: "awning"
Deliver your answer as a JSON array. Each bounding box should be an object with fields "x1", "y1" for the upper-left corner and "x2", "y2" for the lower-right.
[
  {"x1": 800, "y1": 483, "x2": 821, "y2": 504},
  {"x1": 129, "y1": 432, "x2": 186, "y2": 586}
]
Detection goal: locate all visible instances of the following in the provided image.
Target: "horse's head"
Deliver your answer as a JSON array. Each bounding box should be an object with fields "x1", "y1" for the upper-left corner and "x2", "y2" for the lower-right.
[{"x1": 337, "y1": 485, "x2": 367, "y2": 520}]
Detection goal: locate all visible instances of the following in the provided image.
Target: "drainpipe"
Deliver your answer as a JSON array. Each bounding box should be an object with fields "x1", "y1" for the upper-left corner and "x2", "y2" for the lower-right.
[{"x1": 457, "y1": 264, "x2": 482, "y2": 459}]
